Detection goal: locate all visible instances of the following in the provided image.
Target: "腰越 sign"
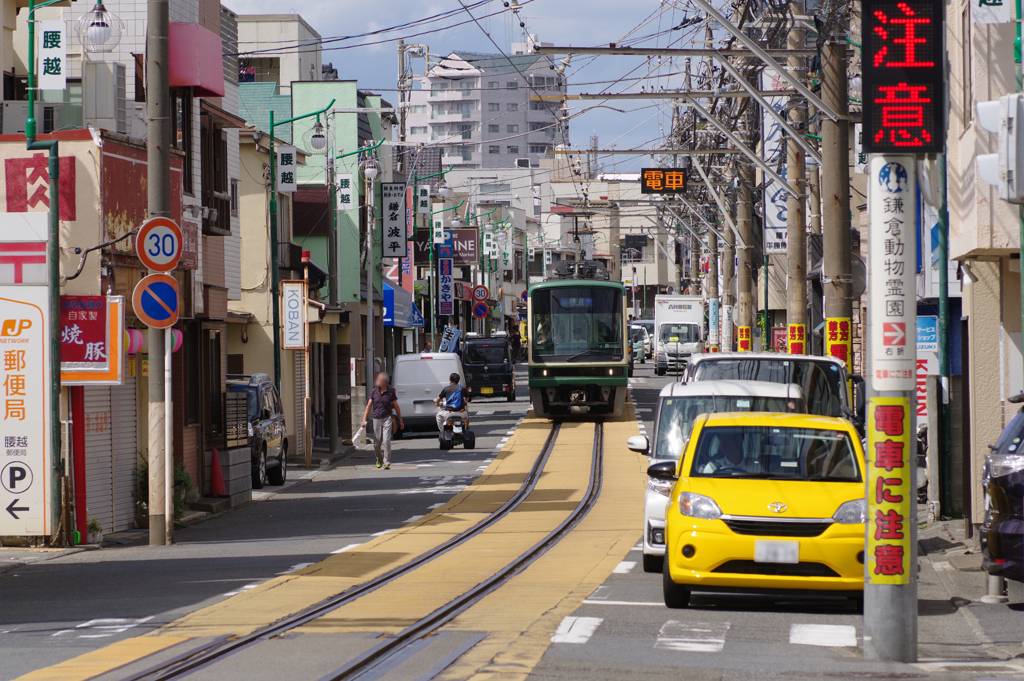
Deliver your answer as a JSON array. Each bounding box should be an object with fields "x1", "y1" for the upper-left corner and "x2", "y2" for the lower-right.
[
  {"x1": 281, "y1": 281, "x2": 307, "y2": 350},
  {"x1": 38, "y1": 21, "x2": 66, "y2": 91},
  {"x1": 337, "y1": 174, "x2": 354, "y2": 210},
  {"x1": 0, "y1": 285, "x2": 51, "y2": 536},
  {"x1": 416, "y1": 184, "x2": 431, "y2": 214},
  {"x1": 862, "y1": 0, "x2": 945, "y2": 154},
  {"x1": 640, "y1": 168, "x2": 687, "y2": 194},
  {"x1": 382, "y1": 182, "x2": 407, "y2": 258},
  {"x1": 868, "y1": 156, "x2": 917, "y2": 391},
  {"x1": 973, "y1": 0, "x2": 1011, "y2": 24},
  {"x1": 277, "y1": 146, "x2": 297, "y2": 193},
  {"x1": 438, "y1": 258, "x2": 454, "y2": 316}
]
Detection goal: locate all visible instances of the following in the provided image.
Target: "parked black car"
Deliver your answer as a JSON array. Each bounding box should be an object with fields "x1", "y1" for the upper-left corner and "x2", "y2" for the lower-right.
[
  {"x1": 227, "y1": 373, "x2": 287, "y2": 489},
  {"x1": 463, "y1": 337, "x2": 516, "y2": 401},
  {"x1": 981, "y1": 394, "x2": 1024, "y2": 583}
]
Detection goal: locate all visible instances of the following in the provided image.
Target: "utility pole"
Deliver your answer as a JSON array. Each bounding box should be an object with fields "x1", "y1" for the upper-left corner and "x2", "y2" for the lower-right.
[
  {"x1": 785, "y1": 1, "x2": 809, "y2": 354},
  {"x1": 326, "y1": 155, "x2": 339, "y2": 457},
  {"x1": 820, "y1": 38, "x2": 853, "y2": 370},
  {"x1": 721, "y1": 183, "x2": 735, "y2": 352},
  {"x1": 736, "y1": 143, "x2": 754, "y2": 350},
  {"x1": 146, "y1": 0, "x2": 171, "y2": 545},
  {"x1": 707, "y1": 230, "x2": 719, "y2": 352}
]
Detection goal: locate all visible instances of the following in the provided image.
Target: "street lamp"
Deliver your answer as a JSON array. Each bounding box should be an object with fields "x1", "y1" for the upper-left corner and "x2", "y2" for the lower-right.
[
  {"x1": 436, "y1": 178, "x2": 450, "y2": 198},
  {"x1": 359, "y1": 152, "x2": 382, "y2": 391},
  {"x1": 302, "y1": 117, "x2": 328, "y2": 154},
  {"x1": 76, "y1": 2, "x2": 125, "y2": 53}
]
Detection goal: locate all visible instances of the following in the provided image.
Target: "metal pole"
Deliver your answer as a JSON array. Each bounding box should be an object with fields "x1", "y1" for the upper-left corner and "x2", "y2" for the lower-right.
[
  {"x1": 145, "y1": 0, "x2": 170, "y2": 546},
  {"x1": 327, "y1": 155, "x2": 339, "y2": 457},
  {"x1": 269, "y1": 111, "x2": 281, "y2": 389},
  {"x1": 163, "y1": 327, "x2": 172, "y2": 544},
  {"x1": 863, "y1": 154, "x2": 918, "y2": 662},
  {"x1": 721, "y1": 185, "x2": 736, "y2": 353},
  {"x1": 365, "y1": 172, "x2": 375, "y2": 392},
  {"x1": 785, "y1": 3, "x2": 809, "y2": 354},
  {"x1": 938, "y1": 152, "x2": 952, "y2": 511},
  {"x1": 707, "y1": 231, "x2": 719, "y2": 351},
  {"x1": 821, "y1": 38, "x2": 853, "y2": 370}
]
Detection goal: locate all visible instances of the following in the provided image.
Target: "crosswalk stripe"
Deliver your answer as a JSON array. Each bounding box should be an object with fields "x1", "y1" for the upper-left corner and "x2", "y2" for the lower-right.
[
  {"x1": 551, "y1": 616, "x2": 604, "y2": 644},
  {"x1": 612, "y1": 561, "x2": 636, "y2": 574},
  {"x1": 655, "y1": 621, "x2": 730, "y2": 652},
  {"x1": 789, "y1": 623, "x2": 857, "y2": 647}
]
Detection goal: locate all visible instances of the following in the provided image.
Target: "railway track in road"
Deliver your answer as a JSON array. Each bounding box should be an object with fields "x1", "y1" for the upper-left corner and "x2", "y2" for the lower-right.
[{"x1": 127, "y1": 421, "x2": 605, "y2": 681}]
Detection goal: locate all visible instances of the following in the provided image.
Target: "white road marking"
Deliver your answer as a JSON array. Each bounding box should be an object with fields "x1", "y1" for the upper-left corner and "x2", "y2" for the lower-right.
[
  {"x1": 475, "y1": 411, "x2": 494, "y2": 415},
  {"x1": 331, "y1": 543, "x2": 362, "y2": 554},
  {"x1": 655, "y1": 621, "x2": 730, "y2": 652},
  {"x1": 635, "y1": 408, "x2": 653, "y2": 413},
  {"x1": 427, "y1": 503, "x2": 444, "y2": 509},
  {"x1": 276, "y1": 563, "x2": 313, "y2": 575},
  {"x1": 581, "y1": 599, "x2": 664, "y2": 606},
  {"x1": 53, "y1": 616, "x2": 155, "y2": 639},
  {"x1": 789, "y1": 624, "x2": 857, "y2": 647},
  {"x1": 404, "y1": 515, "x2": 423, "y2": 523},
  {"x1": 551, "y1": 616, "x2": 604, "y2": 644},
  {"x1": 631, "y1": 542, "x2": 643, "y2": 551},
  {"x1": 372, "y1": 529, "x2": 397, "y2": 536},
  {"x1": 612, "y1": 561, "x2": 636, "y2": 574}
]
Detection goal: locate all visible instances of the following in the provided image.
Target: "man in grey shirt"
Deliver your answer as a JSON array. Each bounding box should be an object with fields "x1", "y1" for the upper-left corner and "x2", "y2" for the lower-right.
[{"x1": 361, "y1": 372, "x2": 404, "y2": 469}]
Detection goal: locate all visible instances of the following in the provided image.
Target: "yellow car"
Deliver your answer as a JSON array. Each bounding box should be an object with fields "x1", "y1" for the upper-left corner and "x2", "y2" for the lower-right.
[{"x1": 649, "y1": 412, "x2": 867, "y2": 608}]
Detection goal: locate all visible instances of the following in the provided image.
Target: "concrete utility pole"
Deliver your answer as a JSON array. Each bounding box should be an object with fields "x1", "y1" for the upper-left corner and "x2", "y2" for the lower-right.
[
  {"x1": 146, "y1": 0, "x2": 171, "y2": 545},
  {"x1": 736, "y1": 134, "x2": 754, "y2": 350},
  {"x1": 820, "y1": 38, "x2": 853, "y2": 369},
  {"x1": 785, "y1": 1, "x2": 809, "y2": 354},
  {"x1": 706, "y1": 230, "x2": 719, "y2": 351},
  {"x1": 721, "y1": 181, "x2": 735, "y2": 353},
  {"x1": 326, "y1": 156, "x2": 339, "y2": 457}
]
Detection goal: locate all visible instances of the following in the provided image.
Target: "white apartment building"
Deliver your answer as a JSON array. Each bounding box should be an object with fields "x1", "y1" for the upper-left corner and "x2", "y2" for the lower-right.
[
  {"x1": 405, "y1": 39, "x2": 565, "y2": 169},
  {"x1": 236, "y1": 14, "x2": 322, "y2": 94}
]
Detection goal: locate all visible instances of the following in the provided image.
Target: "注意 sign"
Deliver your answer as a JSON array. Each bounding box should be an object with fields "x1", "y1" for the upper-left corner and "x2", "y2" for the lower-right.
[
  {"x1": 862, "y1": 0, "x2": 945, "y2": 153},
  {"x1": 640, "y1": 168, "x2": 687, "y2": 194},
  {"x1": 866, "y1": 397, "x2": 913, "y2": 584}
]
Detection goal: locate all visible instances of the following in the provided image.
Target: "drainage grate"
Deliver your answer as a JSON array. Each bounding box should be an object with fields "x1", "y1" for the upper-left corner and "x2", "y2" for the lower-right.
[{"x1": 941, "y1": 665, "x2": 1017, "y2": 672}]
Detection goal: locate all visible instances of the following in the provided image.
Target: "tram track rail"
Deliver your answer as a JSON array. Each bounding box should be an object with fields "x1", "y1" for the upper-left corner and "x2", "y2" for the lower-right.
[{"x1": 128, "y1": 421, "x2": 593, "y2": 681}]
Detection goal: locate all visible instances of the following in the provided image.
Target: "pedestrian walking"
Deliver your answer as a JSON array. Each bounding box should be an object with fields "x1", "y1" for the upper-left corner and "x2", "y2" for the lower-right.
[{"x1": 361, "y1": 372, "x2": 403, "y2": 469}]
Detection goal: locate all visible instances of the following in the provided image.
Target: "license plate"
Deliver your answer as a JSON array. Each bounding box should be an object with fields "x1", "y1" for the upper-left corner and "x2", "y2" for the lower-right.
[
  {"x1": 453, "y1": 425, "x2": 463, "y2": 433},
  {"x1": 481, "y1": 387, "x2": 493, "y2": 395},
  {"x1": 754, "y1": 540, "x2": 799, "y2": 564}
]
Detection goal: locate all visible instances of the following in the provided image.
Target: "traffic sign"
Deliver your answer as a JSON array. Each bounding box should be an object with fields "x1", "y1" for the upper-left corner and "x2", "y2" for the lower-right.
[
  {"x1": 473, "y1": 302, "x2": 489, "y2": 319},
  {"x1": 133, "y1": 274, "x2": 179, "y2": 328},
  {"x1": 135, "y1": 218, "x2": 183, "y2": 272},
  {"x1": 472, "y1": 285, "x2": 488, "y2": 302},
  {"x1": 521, "y1": 290, "x2": 528, "y2": 302}
]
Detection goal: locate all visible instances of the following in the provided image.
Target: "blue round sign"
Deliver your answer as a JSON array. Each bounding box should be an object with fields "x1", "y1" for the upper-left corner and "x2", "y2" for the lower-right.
[
  {"x1": 473, "y1": 302, "x2": 489, "y2": 319},
  {"x1": 132, "y1": 274, "x2": 180, "y2": 328}
]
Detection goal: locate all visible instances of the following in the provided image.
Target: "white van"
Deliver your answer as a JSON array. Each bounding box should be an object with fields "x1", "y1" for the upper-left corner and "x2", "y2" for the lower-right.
[
  {"x1": 392, "y1": 352, "x2": 466, "y2": 429},
  {"x1": 627, "y1": 380, "x2": 804, "y2": 573}
]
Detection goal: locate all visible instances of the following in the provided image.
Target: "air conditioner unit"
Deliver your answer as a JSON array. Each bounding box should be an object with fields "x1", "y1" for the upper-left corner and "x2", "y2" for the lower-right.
[
  {"x1": 515, "y1": 158, "x2": 531, "y2": 168},
  {"x1": 84, "y1": 62, "x2": 127, "y2": 134},
  {"x1": 2, "y1": 102, "x2": 29, "y2": 135}
]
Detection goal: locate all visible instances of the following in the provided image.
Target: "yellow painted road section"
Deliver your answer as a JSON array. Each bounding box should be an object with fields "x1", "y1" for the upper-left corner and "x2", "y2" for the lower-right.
[
  {"x1": 13, "y1": 637, "x2": 189, "y2": 681},
  {"x1": 295, "y1": 421, "x2": 596, "y2": 634},
  {"x1": 13, "y1": 416, "x2": 558, "y2": 680},
  {"x1": 439, "y1": 403, "x2": 647, "y2": 681}
]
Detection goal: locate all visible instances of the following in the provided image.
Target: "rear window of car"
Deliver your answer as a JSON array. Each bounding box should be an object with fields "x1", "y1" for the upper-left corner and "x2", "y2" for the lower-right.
[
  {"x1": 653, "y1": 395, "x2": 799, "y2": 461},
  {"x1": 397, "y1": 358, "x2": 461, "y2": 385},
  {"x1": 692, "y1": 358, "x2": 846, "y2": 417},
  {"x1": 992, "y1": 409, "x2": 1024, "y2": 454},
  {"x1": 465, "y1": 344, "x2": 507, "y2": 365}
]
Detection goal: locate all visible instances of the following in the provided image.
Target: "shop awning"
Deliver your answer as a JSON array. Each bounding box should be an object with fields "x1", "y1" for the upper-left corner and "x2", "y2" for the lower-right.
[{"x1": 383, "y1": 280, "x2": 422, "y2": 328}]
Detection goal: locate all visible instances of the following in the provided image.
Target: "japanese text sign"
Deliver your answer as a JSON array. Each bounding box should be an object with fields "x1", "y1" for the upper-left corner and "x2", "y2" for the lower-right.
[
  {"x1": 868, "y1": 156, "x2": 917, "y2": 390},
  {"x1": 337, "y1": 174, "x2": 354, "y2": 210},
  {"x1": 708, "y1": 299, "x2": 720, "y2": 349},
  {"x1": 277, "y1": 146, "x2": 297, "y2": 193},
  {"x1": 382, "y1": 183, "x2": 407, "y2": 258},
  {"x1": 439, "y1": 258, "x2": 453, "y2": 316},
  {"x1": 640, "y1": 168, "x2": 687, "y2": 194},
  {"x1": 0, "y1": 285, "x2": 51, "y2": 536},
  {"x1": 973, "y1": 0, "x2": 1011, "y2": 24},
  {"x1": 862, "y1": 0, "x2": 945, "y2": 153},
  {"x1": 787, "y1": 323, "x2": 806, "y2": 355},
  {"x1": 761, "y1": 67, "x2": 790, "y2": 253},
  {"x1": 417, "y1": 184, "x2": 431, "y2": 214},
  {"x1": 59, "y1": 296, "x2": 107, "y2": 366},
  {"x1": 737, "y1": 326, "x2": 752, "y2": 352},
  {"x1": 38, "y1": 21, "x2": 66, "y2": 91},
  {"x1": 825, "y1": 317, "x2": 853, "y2": 370},
  {"x1": 867, "y1": 397, "x2": 914, "y2": 585}
]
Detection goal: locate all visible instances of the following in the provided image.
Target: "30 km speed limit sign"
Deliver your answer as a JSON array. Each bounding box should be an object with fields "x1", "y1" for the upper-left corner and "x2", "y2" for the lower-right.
[{"x1": 135, "y1": 217, "x2": 182, "y2": 272}]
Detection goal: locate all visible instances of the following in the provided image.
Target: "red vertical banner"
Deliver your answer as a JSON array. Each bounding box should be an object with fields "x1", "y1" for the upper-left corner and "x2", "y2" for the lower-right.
[
  {"x1": 866, "y1": 397, "x2": 913, "y2": 584},
  {"x1": 401, "y1": 187, "x2": 414, "y2": 295}
]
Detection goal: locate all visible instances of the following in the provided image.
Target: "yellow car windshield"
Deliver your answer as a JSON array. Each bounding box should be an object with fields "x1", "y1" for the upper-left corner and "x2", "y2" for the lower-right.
[{"x1": 690, "y1": 425, "x2": 860, "y2": 482}]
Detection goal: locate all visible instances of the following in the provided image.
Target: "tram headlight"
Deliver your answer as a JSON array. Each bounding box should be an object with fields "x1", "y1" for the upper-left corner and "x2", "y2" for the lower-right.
[
  {"x1": 542, "y1": 369, "x2": 548, "y2": 377},
  {"x1": 608, "y1": 369, "x2": 613, "y2": 375}
]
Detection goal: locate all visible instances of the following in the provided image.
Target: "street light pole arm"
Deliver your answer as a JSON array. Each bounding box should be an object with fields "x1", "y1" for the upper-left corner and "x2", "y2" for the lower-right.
[
  {"x1": 430, "y1": 199, "x2": 466, "y2": 216},
  {"x1": 337, "y1": 135, "x2": 387, "y2": 159}
]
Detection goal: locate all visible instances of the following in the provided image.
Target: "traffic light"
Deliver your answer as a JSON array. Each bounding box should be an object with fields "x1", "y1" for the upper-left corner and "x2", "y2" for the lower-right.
[{"x1": 977, "y1": 94, "x2": 1024, "y2": 203}]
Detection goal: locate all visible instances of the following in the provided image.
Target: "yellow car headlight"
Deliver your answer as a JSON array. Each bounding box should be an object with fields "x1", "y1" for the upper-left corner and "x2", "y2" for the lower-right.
[
  {"x1": 678, "y1": 492, "x2": 722, "y2": 520},
  {"x1": 833, "y1": 499, "x2": 867, "y2": 524}
]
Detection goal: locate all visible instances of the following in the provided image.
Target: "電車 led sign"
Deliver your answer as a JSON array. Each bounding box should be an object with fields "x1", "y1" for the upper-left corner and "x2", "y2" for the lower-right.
[
  {"x1": 640, "y1": 168, "x2": 687, "y2": 194},
  {"x1": 862, "y1": 0, "x2": 945, "y2": 154}
]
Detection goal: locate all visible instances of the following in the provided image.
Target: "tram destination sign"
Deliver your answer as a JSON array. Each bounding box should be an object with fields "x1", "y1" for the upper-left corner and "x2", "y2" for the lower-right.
[
  {"x1": 640, "y1": 168, "x2": 687, "y2": 194},
  {"x1": 861, "y1": 0, "x2": 945, "y2": 154}
]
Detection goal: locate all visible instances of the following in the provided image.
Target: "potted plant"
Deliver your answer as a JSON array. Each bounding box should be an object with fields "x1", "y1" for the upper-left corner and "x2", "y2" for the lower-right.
[
  {"x1": 133, "y1": 458, "x2": 149, "y2": 529},
  {"x1": 87, "y1": 517, "x2": 103, "y2": 544}
]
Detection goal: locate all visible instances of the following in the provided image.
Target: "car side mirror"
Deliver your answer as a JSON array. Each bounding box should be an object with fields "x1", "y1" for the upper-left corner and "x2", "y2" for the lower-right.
[
  {"x1": 262, "y1": 408, "x2": 271, "y2": 420},
  {"x1": 647, "y1": 460, "x2": 677, "y2": 480},
  {"x1": 627, "y1": 435, "x2": 649, "y2": 454}
]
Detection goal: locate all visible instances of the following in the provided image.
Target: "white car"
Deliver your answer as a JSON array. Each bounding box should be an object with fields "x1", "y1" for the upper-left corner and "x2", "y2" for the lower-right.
[
  {"x1": 392, "y1": 352, "x2": 466, "y2": 430},
  {"x1": 627, "y1": 380, "x2": 804, "y2": 573}
]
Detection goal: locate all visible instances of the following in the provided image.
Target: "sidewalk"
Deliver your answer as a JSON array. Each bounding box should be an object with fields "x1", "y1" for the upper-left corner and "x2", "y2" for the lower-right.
[{"x1": 918, "y1": 519, "x2": 1024, "y2": 661}]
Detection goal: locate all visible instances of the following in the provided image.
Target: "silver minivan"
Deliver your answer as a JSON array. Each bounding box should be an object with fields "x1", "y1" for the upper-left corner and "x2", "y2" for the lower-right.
[
  {"x1": 392, "y1": 352, "x2": 467, "y2": 429},
  {"x1": 627, "y1": 380, "x2": 804, "y2": 573}
]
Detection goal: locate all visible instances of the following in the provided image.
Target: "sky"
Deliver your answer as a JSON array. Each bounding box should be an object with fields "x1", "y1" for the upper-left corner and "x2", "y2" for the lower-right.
[{"x1": 224, "y1": 0, "x2": 709, "y2": 173}]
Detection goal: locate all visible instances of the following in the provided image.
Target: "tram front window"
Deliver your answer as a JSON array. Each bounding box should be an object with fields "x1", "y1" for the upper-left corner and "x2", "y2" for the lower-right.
[{"x1": 532, "y1": 287, "x2": 623, "y2": 362}]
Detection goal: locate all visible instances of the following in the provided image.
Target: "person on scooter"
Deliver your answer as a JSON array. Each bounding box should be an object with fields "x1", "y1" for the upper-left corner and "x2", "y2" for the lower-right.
[{"x1": 434, "y1": 372, "x2": 468, "y2": 431}]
